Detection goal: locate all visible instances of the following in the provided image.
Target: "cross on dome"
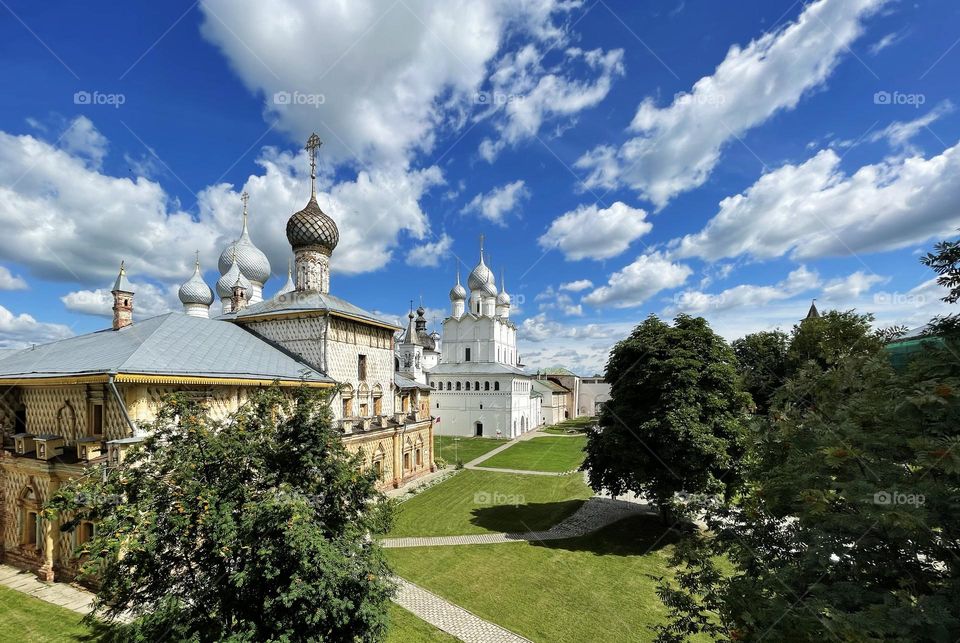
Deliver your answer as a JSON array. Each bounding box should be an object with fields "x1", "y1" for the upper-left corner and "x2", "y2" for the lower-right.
[{"x1": 305, "y1": 133, "x2": 322, "y2": 197}]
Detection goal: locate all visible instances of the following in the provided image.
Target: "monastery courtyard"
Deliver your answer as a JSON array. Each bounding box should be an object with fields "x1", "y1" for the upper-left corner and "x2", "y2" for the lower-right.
[{"x1": 0, "y1": 417, "x2": 683, "y2": 643}]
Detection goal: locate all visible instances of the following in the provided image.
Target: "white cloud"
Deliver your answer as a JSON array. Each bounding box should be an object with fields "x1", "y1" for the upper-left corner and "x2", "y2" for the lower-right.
[
  {"x1": 672, "y1": 141, "x2": 960, "y2": 263},
  {"x1": 0, "y1": 266, "x2": 27, "y2": 291},
  {"x1": 559, "y1": 279, "x2": 593, "y2": 292},
  {"x1": 198, "y1": 0, "x2": 578, "y2": 168},
  {"x1": 535, "y1": 286, "x2": 583, "y2": 317},
  {"x1": 61, "y1": 282, "x2": 179, "y2": 320},
  {"x1": 406, "y1": 233, "x2": 454, "y2": 267},
  {"x1": 822, "y1": 270, "x2": 888, "y2": 300},
  {"x1": 461, "y1": 180, "x2": 529, "y2": 224},
  {"x1": 670, "y1": 265, "x2": 820, "y2": 314},
  {"x1": 0, "y1": 304, "x2": 73, "y2": 349},
  {"x1": 478, "y1": 45, "x2": 625, "y2": 161},
  {"x1": 868, "y1": 31, "x2": 905, "y2": 55},
  {"x1": 867, "y1": 100, "x2": 954, "y2": 151},
  {"x1": 519, "y1": 312, "x2": 616, "y2": 342},
  {"x1": 538, "y1": 201, "x2": 651, "y2": 260},
  {"x1": 575, "y1": 0, "x2": 885, "y2": 207},
  {"x1": 59, "y1": 116, "x2": 108, "y2": 169},
  {"x1": 583, "y1": 252, "x2": 692, "y2": 308}
]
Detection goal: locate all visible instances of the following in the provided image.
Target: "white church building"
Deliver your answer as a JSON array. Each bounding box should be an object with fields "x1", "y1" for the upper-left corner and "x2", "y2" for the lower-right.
[{"x1": 407, "y1": 241, "x2": 542, "y2": 439}]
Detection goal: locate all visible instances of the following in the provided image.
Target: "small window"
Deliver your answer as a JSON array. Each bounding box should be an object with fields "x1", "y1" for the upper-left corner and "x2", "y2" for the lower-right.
[
  {"x1": 456, "y1": 382, "x2": 462, "y2": 391},
  {"x1": 77, "y1": 521, "x2": 95, "y2": 547},
  {"x1": 446, "y1": 382, "x2": 451, "y2": 391},
  {"x1": 436, "y1": 402, "x2": 440, "y2": 408},
  {"x1": 480, "y1": 403, "x2": 483, "y2": 410},
  {"x1": 342, "y1": 398, "x2": 353, "y2": 417},
  {"x1": 90, "y1": 403, "x2": 103, "y2": 437},
  {"x1": 475, "y1": 381, "x2": 480, "y2": 390},
  {"x1": 23, "y1": 511, "x2": 38, "y2": 546},
  {"x1": 494, "y1": 382, "x2": 500, "y2": 391},
  {"x1": 465, "y1": 382, "x2": 471, "y2": 391},
  {"x1": 416, "y1": 448, "x2": 423, "y2": 467},
  {"x1": 465, "y1": 347, "x2": 471, "y2": 362},
  {"x1": 358, "y1": 355, "x2": 368, "y2": 381},
  {"x1": 485, "y1": 381, "x2": 490, "y2": 391}
]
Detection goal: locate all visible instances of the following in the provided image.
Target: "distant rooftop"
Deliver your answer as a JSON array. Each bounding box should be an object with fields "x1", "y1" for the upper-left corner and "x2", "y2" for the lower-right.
[{"x1": 222, "y1": 290, "x2": 400, "y2": 329}]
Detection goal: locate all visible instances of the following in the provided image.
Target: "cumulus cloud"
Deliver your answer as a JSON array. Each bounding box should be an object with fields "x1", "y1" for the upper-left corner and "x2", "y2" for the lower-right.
[
  {"x1": 519, "y1": 312, "x2": 616, "y2": 342},
  {"x1": 61, "y1": 281, "x2": 180, "y2": 320},
  {"x1": 538, "y1": 201, "x2": 651, "y2": 260},
  {"x1": 670, "y1": 265, "x2": 820, "y2": 314},
  {"x1": 59, "y1": 116, "x2": 109, "y2": 169},
  {"x1": 406, "y1": 233, "x2": 454, "y2": 267},
  {"x1": 575, "y1": 0, "x2": 885, "y2": 207},
  {"x1": 671, "y1": 141, "x2": 960, "y2": 263},
  {"x1": 461, "y1": 180, "x2": 529, "y2": 224},
  {"x1": 0, "y1": 304, "x2": 73, "y2": 349},
  {"x1": 822, "y1": 270, "x2": 888, "y2": 300},
  {"x1": 535, "y1": 286, "x2": 583, "y2": 317},
  {"x1": 0, "y1": 266, "x2": 27, "y2": 291},
  {"x1": 478, "y1": 45, "x2": 625, "y2": 161},
  {"x1": 583, "y1": 252, "x2": 692, "y2": 308},
  {"x1": 559, "y1": 279, "x2": 593, "y2": 292},
  {"x1": 867, "y1": 100, "x2": 954, "y2": 151}
]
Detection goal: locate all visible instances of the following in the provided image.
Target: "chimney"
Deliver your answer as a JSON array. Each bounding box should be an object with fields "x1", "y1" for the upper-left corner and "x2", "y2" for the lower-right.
[{"x1": 111, "y1": 261, "x2": 134, "y2": 330}]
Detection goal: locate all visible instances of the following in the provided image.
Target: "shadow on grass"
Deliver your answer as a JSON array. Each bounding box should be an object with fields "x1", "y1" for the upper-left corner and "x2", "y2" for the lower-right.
[
  {"x1": 71, "y1": 618, "x2": 131, "y2": 642},
  {"x1": 469, "y1": 499, "x2": 587, "y2": 534},
  {"x1": 535, "y1": 513, "x2": 681, "y2": 557}
]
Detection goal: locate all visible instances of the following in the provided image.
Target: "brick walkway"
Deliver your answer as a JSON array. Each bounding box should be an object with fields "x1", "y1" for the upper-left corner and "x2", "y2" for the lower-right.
[
  {"x1": 382, "y1": 496, "x2": 653, "y2": 548},
  {"x1": 393, "y1": 577, "x2": 531, "y2": 643},
  {"x1": 0, "y1": 564, "x2": 95, "y2": 614}
]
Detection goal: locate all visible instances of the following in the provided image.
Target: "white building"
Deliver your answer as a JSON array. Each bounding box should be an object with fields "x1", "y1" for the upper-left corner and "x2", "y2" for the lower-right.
[{"x1": 426, "y1": 242, "x2": 540, "y2": 438}]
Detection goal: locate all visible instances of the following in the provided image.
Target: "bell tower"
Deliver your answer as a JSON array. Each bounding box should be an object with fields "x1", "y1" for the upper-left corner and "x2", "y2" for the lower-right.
[{"x1": 111, "y1": 261, "x2": 134, "y2": 330}]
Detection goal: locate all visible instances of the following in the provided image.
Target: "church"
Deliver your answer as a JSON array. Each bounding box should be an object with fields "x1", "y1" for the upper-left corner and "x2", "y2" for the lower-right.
[
  {"x1": 396, "y1": 241, "x2": 542, "y2": 439},
  {"x1": 0, "y1": 134, "x2": 433, "y2": 582}
]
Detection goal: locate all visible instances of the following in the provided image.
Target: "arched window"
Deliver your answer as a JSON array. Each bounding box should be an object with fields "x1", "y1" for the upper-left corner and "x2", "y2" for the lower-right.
[
  {"x1": 465, "y1": 382, "x2": 471, "y2": 391},
  {"x1": 485, "y1": 381, "x2": 490, "y2": 391},
  {"x1": 446, "y1": 382, "x2": 451, "y2": 391},
  {"x1": 494, "y1": 381, "x2": 500, "y2": 391},
  {"x1": 475, "y1": 381, "x2": 480, "y2": 390},
  {"x1": 456, "y1": 381, "x2": 462, "y2": 391}
]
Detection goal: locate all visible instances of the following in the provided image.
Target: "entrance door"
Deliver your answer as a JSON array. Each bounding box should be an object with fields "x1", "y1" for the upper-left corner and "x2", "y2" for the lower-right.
[{"x1": 475, "y1": 422, "x2": 483, "y2": 437}]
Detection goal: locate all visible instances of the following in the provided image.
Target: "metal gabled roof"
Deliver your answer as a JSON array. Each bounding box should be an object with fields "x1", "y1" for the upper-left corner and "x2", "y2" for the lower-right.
[
  {"x1": 222, "y1": 290, "x2": 400, "y2": 329},
  {"x1": 426, "y1": 361, "x2": 527, "y2": 376},
  {"x1": 0, "y1": 312, "x2": 332, "y2": 384}
]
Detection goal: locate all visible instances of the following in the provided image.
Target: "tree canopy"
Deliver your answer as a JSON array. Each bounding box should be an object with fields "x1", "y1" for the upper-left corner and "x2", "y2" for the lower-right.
[
  {"x1": 582, "y1": 314, "x2": 751, "y2": 523},
  {"x1": 731, "y1": 330, "x2": 789, "y2": 414},
  {"x1": 786, "y1": 309, "x2": 885, "y2": 373},
  {"x1": 48, "y1": 387, "x2": 395, "y2": 643}
]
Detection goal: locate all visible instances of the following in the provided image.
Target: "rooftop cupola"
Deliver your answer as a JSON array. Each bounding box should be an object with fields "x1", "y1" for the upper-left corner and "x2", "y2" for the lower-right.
[
  {"x1": 218, "y1": 191, "x2": 271, "y2": 302},
  {"x1": 111, "y1": 261, "x2": 134, "y2": 330},
  {"x1": 178, "y1": 252, "x2": 214, "y2": 318},
  {"x1": 287, "y1": 133, "x2": 339, "y2": 294}
]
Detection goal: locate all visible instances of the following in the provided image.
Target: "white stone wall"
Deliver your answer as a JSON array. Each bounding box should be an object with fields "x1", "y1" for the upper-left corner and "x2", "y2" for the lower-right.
[
  {"x1": 578, "y1": 379, "x2": 611, "y2": 416},
  {"x1": 326, "y1": 317, "x2": 395, "y2": 420},
  {"x1": 427, "y1": 375, "x2": 535, "y2": 438},
  {"x1": 242, "y1": 315, "x2": 328, "y2": 373}
]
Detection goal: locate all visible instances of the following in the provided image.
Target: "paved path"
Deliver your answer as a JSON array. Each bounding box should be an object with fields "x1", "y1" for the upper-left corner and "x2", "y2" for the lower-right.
[
  {"x1": 0, "y1": 564, "x2": 95, "y2": 614},
  {"x1": 467, "y1": 465, "x2": 569, "y2": 476},
  {"x1": 393, "y1": 577, "x2": 531, "y2": 643},
  {"x1": 382, "y1": 496, "x2": 653, "y2": 548}
]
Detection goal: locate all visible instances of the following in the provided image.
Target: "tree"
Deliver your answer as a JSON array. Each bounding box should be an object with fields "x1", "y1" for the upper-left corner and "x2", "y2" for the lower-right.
[
  {"x1": 656, "y1": 346, "x2": 960, "y2": 642},
  {"x1": 786, "y1": 309, "x2": 884, "y2": 374},
  {"x1": 582, "y1": 314, "x2": 751, "y2": 524},
  {"x1": 47, "y1": 387, "x2": 395, "y2": 642},
  {"x1": 732, "y1": 330, "x2": 789, "y2": 414},
  {"x1": 921, "y1": 236, "x2": 960, "y2": 304}
]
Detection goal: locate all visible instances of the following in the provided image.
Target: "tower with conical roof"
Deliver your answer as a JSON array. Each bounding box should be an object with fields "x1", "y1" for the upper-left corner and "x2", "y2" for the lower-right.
[
  {"x1": 111, "y1": 261, "x2": 134, "y2": 330},
  {"x1": 286, "y1": 133, "x2": 339, "y2": 294}
]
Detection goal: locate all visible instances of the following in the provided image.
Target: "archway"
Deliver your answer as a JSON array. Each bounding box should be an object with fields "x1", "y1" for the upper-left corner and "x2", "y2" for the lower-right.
[{"x1": 474, "y1": 421, "x2": 483, "y2": 437}]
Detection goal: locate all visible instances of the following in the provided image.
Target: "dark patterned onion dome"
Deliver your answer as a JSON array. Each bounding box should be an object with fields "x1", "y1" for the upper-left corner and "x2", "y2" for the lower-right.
[{"x1": 286, "y1": 195, "x2": 339, "y2": 253}]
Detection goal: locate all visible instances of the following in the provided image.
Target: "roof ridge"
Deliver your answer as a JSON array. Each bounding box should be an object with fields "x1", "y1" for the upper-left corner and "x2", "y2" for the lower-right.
[{"x1": 116, "y1": 312, "x2": 178, "y2": 371}]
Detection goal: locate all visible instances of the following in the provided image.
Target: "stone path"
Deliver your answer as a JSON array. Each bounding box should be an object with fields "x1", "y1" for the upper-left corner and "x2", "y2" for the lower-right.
[
  {"x1": 382, "y1": 496, "x2": 652, "y2": 548},
  {"x1": 393, "y1": 577, "x2": 531, "y2": 643},
  {"x1": 0, "y1": 564, "x2": 95, "y2": 614},
  {"x1": 467, "y1": 465, "x2": 568, "y2": 476}
]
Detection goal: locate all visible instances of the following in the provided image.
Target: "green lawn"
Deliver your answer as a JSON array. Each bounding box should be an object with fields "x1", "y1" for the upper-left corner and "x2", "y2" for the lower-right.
[
  {"x1": 0, "y1": 584, "x2": 96, "y2": 642},
  {"x1": 0, "y1": 584, "x2": 450, "y2": 643},
  {"x1": 480, "y1": 436, "x2": 587, "y2": 472},
  {"x1": 433, "y1": 435, "x2": 503, "y2": 465},
  {"x1": 540, "y1": 416, "x2": 596, "y2": 434},
  {"x1": 389, "y1": 469, "x2": 593, "y2": 537},
  {"x1": 387, "y1": 514, "x2": 691, "y2": 643},
  {"x1": 387, "y1": 604, "x2": 457, "y2": 642}
]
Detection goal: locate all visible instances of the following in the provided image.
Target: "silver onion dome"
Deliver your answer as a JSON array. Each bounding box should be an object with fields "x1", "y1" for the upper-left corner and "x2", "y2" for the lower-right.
[
  {"x1": 286, "y1": 195, "x2": 339, "y2": 253},
  {"x1": 218, "y1": 204, "x2": 271, "y2": 284},
  {"x1": 449, "y1": 267, "x2": 467, "y2": 301},
  {"x1": 178, "y1": 258, "x2": 214, "y2": 306},
  {"x1": 496, "y1": 271, "x2": 511, "y2": 305},
  {"x1": 479, "y1": 278, "x2": 498, "y2": 298},
  {"x1": 467, "y1": 254, "x2": 494, "y2": 291},
  {"x1": 216, "y1": 257, "x2": 252, "y2": 300}
]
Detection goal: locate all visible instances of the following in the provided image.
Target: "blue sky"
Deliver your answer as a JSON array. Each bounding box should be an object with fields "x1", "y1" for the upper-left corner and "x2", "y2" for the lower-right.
[{"x1": 1, "y1": 0, "x2": 959, "y2": 374}]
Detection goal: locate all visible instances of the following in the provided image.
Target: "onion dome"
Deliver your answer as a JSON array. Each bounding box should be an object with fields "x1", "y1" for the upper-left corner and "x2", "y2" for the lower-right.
[
  {"x1": 178, "y1": 256, "x2": 214, "y2": 306},
  {"x1": 496, "y1": 271, "x2": 511, "y2": 306},
  {"x1": 286, "y1": 195, "x2": 339, "y2": 253},
  {"x1": 480, "y1": 278, "x2": 498, "y2": 298},
  {"x1": 468, "y1": 253, "x2": 494, "y2": 291},
  {"x1": 449, "y1": 267, "x2": 467, "y2": 301},
  {"x1": 218, "y1": 194, "x2": 271, "y2": 284},
  {"x1": 216, "y1": 255, "x2": 252, "y2": 301}
]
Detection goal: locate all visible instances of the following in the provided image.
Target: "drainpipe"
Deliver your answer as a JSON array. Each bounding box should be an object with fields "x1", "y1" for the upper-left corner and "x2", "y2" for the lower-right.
[{"x1": 108, "y1": 373, "x2": 138, "y2": 437}]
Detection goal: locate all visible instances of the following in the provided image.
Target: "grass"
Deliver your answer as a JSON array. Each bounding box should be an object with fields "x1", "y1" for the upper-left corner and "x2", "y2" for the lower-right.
[
  {"x1": 540, "y1": 416, "x2": 596, "y2": 435},
  {"x1": 388, "y1": 469, "x2": 593, "y2": 537},
  {"x1": 0, "y1": 584, "x2": 451, "y2": 643},
  {"x1": 387, "y1": 513, "x2": 693, "y2": 643},
  {"x1": 0, "y1": 584, "x2": 95, "y2": 641},
  {"x1": 433, "y1": 435, "x2": 503, "y2": 465},
  {"x1": 480, "y1": 436, "x2": 587, "y2": 472},
  {"x1": 387, "y1": 604, "x2": 457, "y2": 642}
]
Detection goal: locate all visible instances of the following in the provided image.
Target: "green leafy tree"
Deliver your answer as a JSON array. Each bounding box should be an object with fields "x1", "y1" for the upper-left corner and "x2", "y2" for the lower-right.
[
  {"x1": 921, "y1": 236, "x2": 960, "y2": 304},
  {"x1": 657, "y1": 346, "x2": 960, "y2": 642},
  {"x1": 47, "y1": 387, "x2": 395, "y2": 642},
  {"x1": 732, "y1": 330, "x2": 789, "y2": 414},
  {"x1": 786, "y1": 309, "x2": 885, "y2": 374},
  {"x1": 582, "y1": 314, "x2": 751, "y2": 524}
]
